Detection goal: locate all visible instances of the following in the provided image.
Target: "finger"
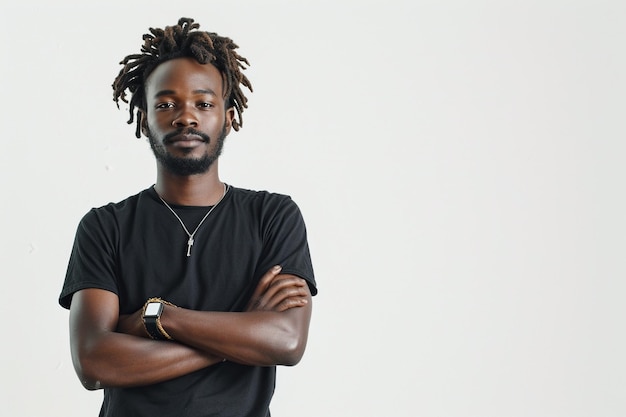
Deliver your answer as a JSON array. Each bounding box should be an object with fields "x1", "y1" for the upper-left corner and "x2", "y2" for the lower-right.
[
  {"x1": 261, "y1": 276, "x2": 307, "y2": 304},
  {"x1": 262, "y1": 284, "x2": 309, "y2": 310},
  {"x1": 245, "y1": 265, "x2": 282, "y2": 310},
  {"x1": 253, "y1": 265, "x2": 283, "y2": 299},
  {"x1": 274, "y1": 296, "x2": 309, "y2": 312}
]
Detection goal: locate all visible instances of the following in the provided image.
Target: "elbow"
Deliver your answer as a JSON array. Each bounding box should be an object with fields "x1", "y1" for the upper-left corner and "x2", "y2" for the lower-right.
[
  {"x1": 281, "y1": 353, "x2": 303, "y2": 367},
  {"x1": 271, "y1": 306, "x2": 312, "y2": 366},
  {"x1": 82, "y1": 379, "x2": 102, "y2": 391},
  {"x1": 275, "y1": 331, "x2": 308, "y2": 366},
  {"x1": 73, "y1": 361, "x2": 102, "y2": 391},
  {"x1": 71, "y1": 348, "x2": 105, "y2": 391},
  {"x1": 74, "y1": 365, "x2": 103, "y2": 391}
]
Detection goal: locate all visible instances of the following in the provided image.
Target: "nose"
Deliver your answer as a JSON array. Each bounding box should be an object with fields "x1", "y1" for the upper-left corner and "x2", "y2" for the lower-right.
[{"x1": 172, "y1": 104, "x2": 198, "y2": 127}]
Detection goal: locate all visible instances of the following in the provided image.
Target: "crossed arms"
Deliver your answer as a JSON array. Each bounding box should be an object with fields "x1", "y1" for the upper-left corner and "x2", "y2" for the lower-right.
[{"x1": 69, "y1": 266, "x2": 312, "y2": 390}]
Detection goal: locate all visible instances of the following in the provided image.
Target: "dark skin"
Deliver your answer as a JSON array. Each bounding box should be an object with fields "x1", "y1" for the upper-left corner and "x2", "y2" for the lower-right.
[{"x1": 69, "y1": 57, "x2": 313, "y2": 390}]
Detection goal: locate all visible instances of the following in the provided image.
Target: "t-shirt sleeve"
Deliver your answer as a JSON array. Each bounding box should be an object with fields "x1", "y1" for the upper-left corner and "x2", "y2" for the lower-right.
[
  {"x1": 58, "y1": 208, "x2": 120, "y2": 309},
  {"x1": 258, "y1": 196, "x2": 317, "y2": 296}
]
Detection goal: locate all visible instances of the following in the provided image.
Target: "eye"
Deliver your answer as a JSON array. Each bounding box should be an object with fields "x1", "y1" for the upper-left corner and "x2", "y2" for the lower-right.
[
  {"x1": 198, "y1": 102, "x2": 214, "y2": 109},
  {"x1": 155, "y1": 102, "x2": 175, "y2": 110}
]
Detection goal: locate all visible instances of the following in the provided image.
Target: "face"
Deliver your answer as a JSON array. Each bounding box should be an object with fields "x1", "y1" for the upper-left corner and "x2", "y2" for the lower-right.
[{"x1": 141, "y1": 57, "x2": 234, "y2": 176}]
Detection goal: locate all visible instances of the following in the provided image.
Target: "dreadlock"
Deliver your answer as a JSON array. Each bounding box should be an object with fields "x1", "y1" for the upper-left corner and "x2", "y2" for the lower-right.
[{"x1": 112, "y1": 17, "x2": 252, "y2": 138}]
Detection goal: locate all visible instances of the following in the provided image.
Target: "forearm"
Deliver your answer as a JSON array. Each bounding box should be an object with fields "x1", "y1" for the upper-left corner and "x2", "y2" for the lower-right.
[
  {"x1": 69, "y1": 289, "x2": 222, "y2": 390},
  {"x1": 160, "y1": 304, "x2": 311, "y2": 366},
  {"x1": 72, "y1": 331, "x2": 221, "y2": 389}
]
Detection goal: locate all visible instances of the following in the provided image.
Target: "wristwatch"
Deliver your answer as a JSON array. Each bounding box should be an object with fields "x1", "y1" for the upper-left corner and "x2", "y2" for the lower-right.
[{"x1": 143, "y1": 300, "x2": 168, "y2": 340}]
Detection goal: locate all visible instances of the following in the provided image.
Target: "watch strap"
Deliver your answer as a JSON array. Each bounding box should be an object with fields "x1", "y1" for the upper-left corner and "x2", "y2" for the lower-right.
[
  {"x1": 142, "y1": 298, "x2": 175, "y2": 341},
  {"x1": 144, "y1": 315, "x2": 167, "y2": 340}
]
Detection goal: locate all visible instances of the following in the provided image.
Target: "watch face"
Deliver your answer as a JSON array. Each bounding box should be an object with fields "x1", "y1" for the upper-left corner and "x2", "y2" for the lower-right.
[{"x1": 145, "y1": 302, "x2": 162, "y2": 317}]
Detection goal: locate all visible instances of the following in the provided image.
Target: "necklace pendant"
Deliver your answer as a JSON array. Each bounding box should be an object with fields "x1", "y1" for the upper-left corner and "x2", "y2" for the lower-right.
[
  {"x1": 186, "y1": 237, "x2": 194, "y2": 257},
  {"x1": 155, "y1": 183, "x2": 229, "y2": 259}
]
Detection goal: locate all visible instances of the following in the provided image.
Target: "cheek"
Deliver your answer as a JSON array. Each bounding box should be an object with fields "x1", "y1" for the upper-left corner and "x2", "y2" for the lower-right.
[{"x1": 145, "y1": 114, "x2": 168, "y2": 135}]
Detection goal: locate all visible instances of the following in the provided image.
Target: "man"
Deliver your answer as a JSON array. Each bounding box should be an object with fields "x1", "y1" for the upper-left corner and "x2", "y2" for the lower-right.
[{"x1": 59, "y1": 17, "x2": 316, "y2": 417}]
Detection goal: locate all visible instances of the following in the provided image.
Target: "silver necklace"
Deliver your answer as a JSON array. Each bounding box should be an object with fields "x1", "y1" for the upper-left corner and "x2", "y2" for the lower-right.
[{"x1": 155, "y1": 183, "x2": 229, "y2": 257}]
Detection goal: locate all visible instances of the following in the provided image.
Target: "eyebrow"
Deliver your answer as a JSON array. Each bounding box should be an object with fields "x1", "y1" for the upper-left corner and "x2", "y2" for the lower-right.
[{"x1": 153, "y1": 89, "x2": 218, "y2": 98}]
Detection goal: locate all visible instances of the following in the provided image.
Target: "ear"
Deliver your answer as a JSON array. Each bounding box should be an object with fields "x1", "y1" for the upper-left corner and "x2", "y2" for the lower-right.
[
  {"x1": 224, "y1": 107, "x2": 236, "y2": 134},
  {"x1": 139, "y1": 110, "x2": 149, "y2": 137}
]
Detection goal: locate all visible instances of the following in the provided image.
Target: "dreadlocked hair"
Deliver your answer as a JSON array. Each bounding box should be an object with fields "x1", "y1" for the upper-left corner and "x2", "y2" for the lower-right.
[{"x1": 112, "y1": 17, "x2": 252, "y2": 138}]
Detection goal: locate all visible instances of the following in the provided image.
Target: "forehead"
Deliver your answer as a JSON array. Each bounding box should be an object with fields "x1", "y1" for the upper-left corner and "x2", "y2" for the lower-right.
[{"x1": 145, "y1": 57, "x2": 225, "y2": 98}]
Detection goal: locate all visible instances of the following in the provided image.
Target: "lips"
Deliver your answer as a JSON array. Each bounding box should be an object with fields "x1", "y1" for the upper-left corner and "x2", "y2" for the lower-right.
[
  {"x1": 163, "y1": 128, "x2": 211, "y2": 146},
  {"x1": 166, "y1": 133, "x2": 206, "y2": 144}
]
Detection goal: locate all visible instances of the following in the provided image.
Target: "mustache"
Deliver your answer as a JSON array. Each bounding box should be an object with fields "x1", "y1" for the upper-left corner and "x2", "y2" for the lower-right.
[{"x1": 163, "y1": 128, "x2": 211, "y2": 144}]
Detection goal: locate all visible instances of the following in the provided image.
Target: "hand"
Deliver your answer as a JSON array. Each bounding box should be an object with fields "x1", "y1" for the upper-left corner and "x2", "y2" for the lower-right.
[
  {"x1": 245, "y1": 265, "x2": 310, "y2": 312},
  {"x1": 116, "y1": 308, "x2": 150, "y2": 338}
]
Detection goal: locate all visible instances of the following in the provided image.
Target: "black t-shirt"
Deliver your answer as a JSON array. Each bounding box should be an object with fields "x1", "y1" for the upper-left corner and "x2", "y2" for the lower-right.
[{"x1": 59, "y1": 185, "x2": 316, "y2": 417}]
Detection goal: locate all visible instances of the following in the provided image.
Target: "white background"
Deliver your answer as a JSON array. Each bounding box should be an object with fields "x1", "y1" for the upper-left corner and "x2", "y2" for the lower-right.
[{"x1": 2, "y1": 1, "x2": 625, "y2": 416}]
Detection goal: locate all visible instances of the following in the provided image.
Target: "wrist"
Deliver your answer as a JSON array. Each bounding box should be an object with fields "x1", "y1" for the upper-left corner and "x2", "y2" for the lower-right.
[
  {"x1": 156, "y1": 304, "x2": 174, "y2": 340},
  {"x1": 142, "y1": 298, "x2": 176, "y2": 340}
]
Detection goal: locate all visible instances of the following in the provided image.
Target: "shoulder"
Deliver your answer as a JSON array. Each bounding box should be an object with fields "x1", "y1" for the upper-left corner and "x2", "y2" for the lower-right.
[
  {"x1": 227, "y1": 186, "x2": 307, "y2": 230},
  {"x1": 227, "y1": 185, "x2": 309, "y2": 232},
  {"x1": 78, "y1": 188, "x2": 155, "y2": 228},
  {"x1": 228, "y1": 185, "x2": 299, "y2": 212},
  {"x1": 229, "y1": 185, "x2": 292, "y2": 203}
]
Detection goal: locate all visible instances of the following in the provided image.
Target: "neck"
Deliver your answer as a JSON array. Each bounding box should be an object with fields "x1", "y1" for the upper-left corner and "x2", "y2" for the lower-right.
[{"x1": 154, "y1": 163, "x2": 225, "y2": 206}]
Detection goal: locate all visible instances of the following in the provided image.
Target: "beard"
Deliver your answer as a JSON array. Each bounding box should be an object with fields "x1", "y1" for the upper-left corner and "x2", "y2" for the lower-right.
[{"x1": 147, "y1": 124, "x2": 227, "y2": 176}]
